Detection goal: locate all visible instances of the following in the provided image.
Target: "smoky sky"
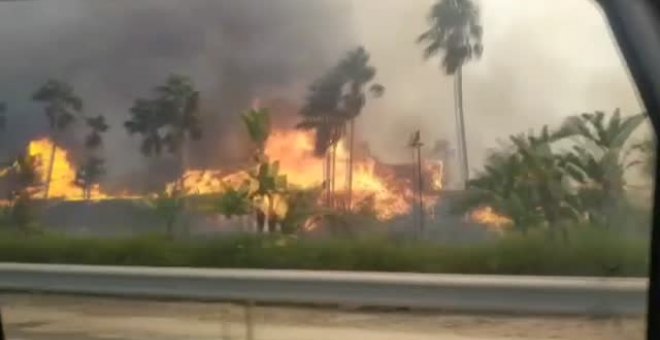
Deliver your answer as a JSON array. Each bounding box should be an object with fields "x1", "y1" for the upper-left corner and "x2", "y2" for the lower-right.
[
  {"x1": 0, "y1": 0, "x2": 648, "y2": 191},
  {"x1": 0, "y1": 0, "x2": 354, "y2": 189},
  {"x1": 350, "y1": 0, "x2": 644, "y2": 187}
]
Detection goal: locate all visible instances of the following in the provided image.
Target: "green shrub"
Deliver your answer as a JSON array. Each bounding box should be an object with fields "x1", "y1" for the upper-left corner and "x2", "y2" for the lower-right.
[{"x1": 0, "y1": 226, "x2": 649, "y2": 277}]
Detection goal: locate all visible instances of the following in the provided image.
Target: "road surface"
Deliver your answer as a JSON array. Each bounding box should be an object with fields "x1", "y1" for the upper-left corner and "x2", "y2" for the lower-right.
[{"x1": 0, "y1": 294, "x2": 644, "y2": 340}]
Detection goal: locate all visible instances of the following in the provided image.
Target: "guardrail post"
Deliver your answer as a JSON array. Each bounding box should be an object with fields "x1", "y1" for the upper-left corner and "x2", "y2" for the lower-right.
[{"x1": 245, "y1": 301, "x2": 254, "y2": 340}]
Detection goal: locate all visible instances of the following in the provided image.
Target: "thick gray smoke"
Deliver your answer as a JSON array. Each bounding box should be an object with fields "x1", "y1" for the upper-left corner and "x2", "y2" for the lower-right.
[
  {"x1": 0, "y1": 0, "x2": 648, "y2": 192},
  {"x1": 0, "y1": 0, "x2": 354, "y2": 190}
]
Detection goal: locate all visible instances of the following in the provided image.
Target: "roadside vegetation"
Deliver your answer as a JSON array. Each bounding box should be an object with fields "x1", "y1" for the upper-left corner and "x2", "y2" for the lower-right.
[{"x1": 0, "y1": 226, "x2": 648, "y2": 277}]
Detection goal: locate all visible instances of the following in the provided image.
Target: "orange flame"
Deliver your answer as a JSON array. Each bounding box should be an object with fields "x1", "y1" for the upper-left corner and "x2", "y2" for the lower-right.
[
  {"x1": 26, "y1": 138, "x2": 137, "y2": 201},
  {"x1": 25, "y1": 131, "x2": 443, "y2": 221},
  {"x1": 28, "y1": 138, "x2": 104, "y2": 200},
  {"x1": 470, "y1": 206, "x2": 513, "y2": 232},
  {"x1": 177, "y1": 130, "x2": 418, "y2": 220}
]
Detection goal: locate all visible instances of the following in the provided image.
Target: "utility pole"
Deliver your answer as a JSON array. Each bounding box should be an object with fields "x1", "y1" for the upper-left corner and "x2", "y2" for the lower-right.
[{"x1": 408, "y1": 130, "x2": 424, "y2": 238}]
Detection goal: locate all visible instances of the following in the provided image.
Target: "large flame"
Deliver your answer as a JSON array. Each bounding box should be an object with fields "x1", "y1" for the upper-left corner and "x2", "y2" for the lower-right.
[
  {"x1": 24, "y1": 131, "x2": 443, "y2": 221},
  {"x1": 265, "y1": 130, "x2": 412, "y2": 219},
  {"x1": 28, "y1": 138, "x2": 108, "y2": 201},
  {"x1": 178, "y1": 130, "x2": 421, "y2": 220}
]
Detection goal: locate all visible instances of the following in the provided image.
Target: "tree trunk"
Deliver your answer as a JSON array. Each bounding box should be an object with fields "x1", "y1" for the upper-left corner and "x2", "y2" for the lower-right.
[
  {"x1": 416, "y1": 145, "x2": 424, "y2": 237},
  {"x1": 44, "y1": 140, "x2": 57, "y2": 199},
  {"x1": 331, "y1": 143, "x2": 337, "y2": 208},
  {"x1": 325, "y1": 149, "x2": 331, "y2": 207},
  {"x1": 178, "y1": 140, "x2": 189, "y2": 236},
  {"x1": 455, "y1": 67, "x2": 470, "y2": 187},
  {"x1": 256, "y1": 210, "x2": 266, "y2": 234},
  {"x1": 347, "y1": 119, "x2": 355, "y2": 210},
  {"x1": 411, "y1": 148, "x2": 418, "y2": 234}
]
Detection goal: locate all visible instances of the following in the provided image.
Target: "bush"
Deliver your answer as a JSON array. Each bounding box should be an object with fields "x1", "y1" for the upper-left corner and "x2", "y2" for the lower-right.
[{"x1": 0, "y1": 226, "x2": 649, "y2": 277}]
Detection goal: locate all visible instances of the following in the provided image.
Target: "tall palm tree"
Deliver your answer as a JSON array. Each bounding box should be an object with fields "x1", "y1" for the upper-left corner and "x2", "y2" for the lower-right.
[
  {"x1": 337, "y1": 47, "x2": 384, "y2": 208},
  {"x1": 298, "y1": 47, "x2": 383, "y2": 208},
  {"x1": 32, "y1": 80, "x2": 83, "y2": 199},
  {"x1": 297, "y1": 70, "x2": 347, "y2": 207},
  {"x1": 125, "y1": 75, "x2": 202, "y2": 190},
  {"x1": 418, "y1": 0, "x2": 483, "y2": 186}
]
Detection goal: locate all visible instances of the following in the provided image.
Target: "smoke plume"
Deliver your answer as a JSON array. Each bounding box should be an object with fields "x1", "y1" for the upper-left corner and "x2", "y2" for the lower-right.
[
  {"x1": 0, "y1": 0, "x2": 354, "y2": 190},
  {"x1": 0, "y1": 0, "x2": 645, "y2": 191}
]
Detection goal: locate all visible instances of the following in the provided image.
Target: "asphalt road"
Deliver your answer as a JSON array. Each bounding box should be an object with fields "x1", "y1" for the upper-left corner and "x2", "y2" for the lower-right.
[{"x1": 0, "y1": 294, "x2": 645, "y2": 340}]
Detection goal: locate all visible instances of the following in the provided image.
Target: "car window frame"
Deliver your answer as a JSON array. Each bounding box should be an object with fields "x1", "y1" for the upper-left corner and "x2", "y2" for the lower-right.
[{"x1": 597, "y1": 0, "x2": 660, "y2": 338}]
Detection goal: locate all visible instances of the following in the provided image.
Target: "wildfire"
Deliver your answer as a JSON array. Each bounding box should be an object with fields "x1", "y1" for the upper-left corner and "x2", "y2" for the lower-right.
[
  {"x1": 23, "y1": 130, "x2": 441, "y2": 221},
  {"x1": 470, "y1": 206, "x2": 513, "y2": 232},
  {"x1": 177, "y1": 130, "x2": 415, "y2": 220},
  {"x1": 28, "y1": 138, "x2": 110, "y2": 201},
  {"x1": 265, "y1": 130, "x2": 412, "y2": 220}
]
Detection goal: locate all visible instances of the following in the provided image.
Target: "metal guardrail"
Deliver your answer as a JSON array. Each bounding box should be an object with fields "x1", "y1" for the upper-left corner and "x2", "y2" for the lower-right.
[{"x1": 0, "y1": 263, "x2": 648, "y2": 315}]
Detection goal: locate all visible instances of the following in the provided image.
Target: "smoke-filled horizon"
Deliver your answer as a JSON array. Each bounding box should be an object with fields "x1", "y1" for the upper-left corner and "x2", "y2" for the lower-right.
[
  {"x1": 0, "y1": 0, "x2": 645, "y2": 190},
  {"x1": 352, "y1": 0, "x2": 643, "y2": 185},
  {"x1": 0, "y1": 0, "x2": 356, "y2": 191}
]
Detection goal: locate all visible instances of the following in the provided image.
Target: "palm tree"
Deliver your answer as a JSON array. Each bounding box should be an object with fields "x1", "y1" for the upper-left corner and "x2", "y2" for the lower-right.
[
  {"x1": 297, "y1": 70, "x2": 347, "y2": 207},
  {"x1": 418, "y1": 0, "x2": 483, "y2": 186},
  {"x1": 75, "y1": 115, "x2": 109, "y2": 200},
  {"x1": 298, "y1": 48, "x2": 383, "y2": 208},
  {"x1": 125, "y1": 75, "x2": 202, "y2": 189},
  {"x1": 337, "y1": 47, "x2": 384, "y2": 208},
  {"x1": 32, "y1": 80, "x2": 83, "y2": 199},
  {"x1": 84, "y1": 115, "x2": 109, "y2": 149},
  {"x1": 74, "y1": 157, "x2": 105, "y2": 200}
]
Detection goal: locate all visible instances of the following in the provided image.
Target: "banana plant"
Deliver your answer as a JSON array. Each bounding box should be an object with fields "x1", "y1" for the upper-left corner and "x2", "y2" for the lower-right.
[{"x1": 246, "y1": 160, "x2": 289, "y2": 233}]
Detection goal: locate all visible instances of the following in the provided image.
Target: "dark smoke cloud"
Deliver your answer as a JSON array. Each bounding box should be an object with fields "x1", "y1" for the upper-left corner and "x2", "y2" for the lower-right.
[{"x1": 0, "y1": 0, "x2": 354, "y2": 190}]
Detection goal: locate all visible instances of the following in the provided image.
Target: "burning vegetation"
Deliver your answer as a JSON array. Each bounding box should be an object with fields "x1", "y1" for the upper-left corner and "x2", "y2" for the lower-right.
[
  {"x1": 18, "y1": 129, "x2": 444, "y2": 222},
  {"x1": 0, "y1": 0, "x2": 649, "y2": 238}
]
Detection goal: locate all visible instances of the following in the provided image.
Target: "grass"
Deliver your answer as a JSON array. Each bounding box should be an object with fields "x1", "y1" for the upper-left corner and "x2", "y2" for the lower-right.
[{"x1": 0, "y1": 227, "x2": 649, "y2": 277}]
